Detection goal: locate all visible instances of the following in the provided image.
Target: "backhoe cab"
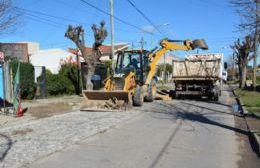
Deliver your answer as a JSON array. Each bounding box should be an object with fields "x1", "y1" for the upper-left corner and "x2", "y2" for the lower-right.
[{"x1": 114, "y1": 50, "x2": 148, "y2": 86}]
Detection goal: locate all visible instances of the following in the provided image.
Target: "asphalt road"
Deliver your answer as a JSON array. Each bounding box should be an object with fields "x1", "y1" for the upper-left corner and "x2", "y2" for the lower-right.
[{"x1": 28, "y1": 86, "x2": 260, "y2": 168}]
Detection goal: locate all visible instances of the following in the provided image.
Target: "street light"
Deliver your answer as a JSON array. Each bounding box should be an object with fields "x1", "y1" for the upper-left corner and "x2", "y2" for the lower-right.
[
  {"x1": 152, "y1": 23, "x2": 170, "y2": 83},
  {"x1": 147, "y1": 23, "x2": 170, "y2": 49},
  {"x1": 141, "y1": 23, "x2": 170, "y2": 35}
]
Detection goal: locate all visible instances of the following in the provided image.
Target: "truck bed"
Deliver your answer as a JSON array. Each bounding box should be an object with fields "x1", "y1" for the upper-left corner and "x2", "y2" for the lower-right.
[{"x1": 172, "y1": 59, "x2": 221, "y2": 80}]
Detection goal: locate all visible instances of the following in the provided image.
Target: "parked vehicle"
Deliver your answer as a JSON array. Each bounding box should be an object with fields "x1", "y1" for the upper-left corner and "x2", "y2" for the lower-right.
[
  {"x1": 172, "y1": 53, "x2": 223, "y2": 101},
  {"x1": 222, "y1": 70, "x2": 227, "y2": 82}
]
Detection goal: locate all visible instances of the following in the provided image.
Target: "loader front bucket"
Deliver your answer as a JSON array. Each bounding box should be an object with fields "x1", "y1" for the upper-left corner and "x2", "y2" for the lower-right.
[{"x1": 80, "y1": 90, "x2": 132, "y2": 111}]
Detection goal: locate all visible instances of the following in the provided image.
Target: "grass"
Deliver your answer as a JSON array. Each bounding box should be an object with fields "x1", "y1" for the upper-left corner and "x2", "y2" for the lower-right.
[
  {"x1": 247, "y1": 108, "x2": 260, "y2": 113},
  {"x1": 257, "y1": 76, "x2": 260, "y2": 84},
  {"x1": 227, "y1": 79, "x2": 239, "y2": 85},
  {"x1": 235, "y1": 88, "x2": 260, "y2": 107}
]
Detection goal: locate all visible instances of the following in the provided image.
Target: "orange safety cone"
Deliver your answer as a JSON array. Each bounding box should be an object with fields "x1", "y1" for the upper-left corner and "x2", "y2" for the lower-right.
[{"x1": 17, "y1": 104, "x2": 23, "y2": 117}]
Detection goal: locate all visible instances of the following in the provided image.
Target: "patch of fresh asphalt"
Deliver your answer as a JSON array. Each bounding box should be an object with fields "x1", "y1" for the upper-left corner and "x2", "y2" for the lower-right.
[{"x1": 28, "y1": 85, "x2": 260, "y2": 168}]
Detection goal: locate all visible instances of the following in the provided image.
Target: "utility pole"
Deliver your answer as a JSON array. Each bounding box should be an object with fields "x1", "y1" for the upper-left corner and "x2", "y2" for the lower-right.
[
  {"x1": 140, "y1": 36, "x2": 145, "y2": 51},
  {"x1": 253, "y1": 0, "x2": 259, "y2": 91},
  {"x1": 76, "y1": 51, "x2": 80, "y2": 95},
  {"x1": 109, "y1": 0, "x2": 115, "y2": 75}
]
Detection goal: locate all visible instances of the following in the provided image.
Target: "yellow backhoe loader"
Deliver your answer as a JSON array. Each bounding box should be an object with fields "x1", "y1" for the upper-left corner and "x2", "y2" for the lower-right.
[{"x1": 80, "y1": 38, "x2": 208, "y2": 111}]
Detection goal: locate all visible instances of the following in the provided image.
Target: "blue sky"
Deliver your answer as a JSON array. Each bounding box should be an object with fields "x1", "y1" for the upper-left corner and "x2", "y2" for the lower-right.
[{"x1": 1, "y1": 0, "x2": 245, "y2": 61}]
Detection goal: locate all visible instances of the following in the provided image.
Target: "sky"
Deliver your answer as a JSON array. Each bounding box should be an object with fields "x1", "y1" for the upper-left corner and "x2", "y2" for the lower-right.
[{"x1": 1, "y1": 0, "x2": 246, "y2": 61}]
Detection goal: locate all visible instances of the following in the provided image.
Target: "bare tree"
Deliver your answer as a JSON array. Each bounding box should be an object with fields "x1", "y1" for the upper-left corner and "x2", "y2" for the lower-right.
[
  {"x1": 65, "y1": 21, "x2": 107, "y2": 90},
  {"x1": 230, "y1": 0, "x2": 259, "y2": 32},
  {"x1": 0, "y1": 0, "x2": 20, "y2": 35},
  {"x1": 231, "y1": 35, "x2": 254, "y2": 88},
  {"x1": 230, "y1": 0, "x2": 260, "y2": 90}
]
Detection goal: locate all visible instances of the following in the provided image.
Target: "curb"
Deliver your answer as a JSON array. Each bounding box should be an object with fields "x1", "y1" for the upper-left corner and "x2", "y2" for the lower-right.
[
  {"x1": 229, "y1": 85, "x2": 260, "y2": 155},
  {"x1": 230, "y1": 86, "x2": 246, "y2": 115},
  {"x1": 252, "y1": 132, "x2": 260, "y2": 154}
]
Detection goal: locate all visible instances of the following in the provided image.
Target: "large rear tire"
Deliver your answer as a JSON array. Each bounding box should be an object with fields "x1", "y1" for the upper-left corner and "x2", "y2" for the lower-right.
[
  {"x1": 133, "y1": 85, "x2": 144, "y2": 106},
  {"x1": 144, "y1": 79, "x2": 157, "y2": 102}
]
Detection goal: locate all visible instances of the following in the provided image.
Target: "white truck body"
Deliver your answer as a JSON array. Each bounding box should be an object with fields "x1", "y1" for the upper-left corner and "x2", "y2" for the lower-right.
[{"x1": 172, "y1": 53, "x2": 224, "y2": 100}]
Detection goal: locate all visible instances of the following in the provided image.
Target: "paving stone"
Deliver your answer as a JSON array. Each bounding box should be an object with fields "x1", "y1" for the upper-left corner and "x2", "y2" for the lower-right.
[{"x1": 0, "y1": 111, "x2": 139, "y2": 168}]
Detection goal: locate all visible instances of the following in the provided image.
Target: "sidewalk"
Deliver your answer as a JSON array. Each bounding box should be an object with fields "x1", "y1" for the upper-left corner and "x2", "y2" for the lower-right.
[
  {"x1": 246, "y1": 115, "x2": 260, "y2": 133},
  {"x1": 229, "y1": 84, "x2": 260, "y2": 154},
  {"x1": 1, "y1": 95, "x2": 83, "y2": 128}
]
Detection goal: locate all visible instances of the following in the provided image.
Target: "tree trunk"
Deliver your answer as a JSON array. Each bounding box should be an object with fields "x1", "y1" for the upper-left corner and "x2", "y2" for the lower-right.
[
  {"x1": 238, "y1": 64, "x2": 242, "y2": 88},
  {"x1": 241, "y1": 65, "x2": 247, "y2": 88},
  {"x1": 84, "y1": 50, "x2": 99, "y2": 90},
  {"x1": 252, "y1": 34, "x2": 259, "y2": 91},
  {"x1": 86, "y1": 65, "x2": 94, "y2": 90}
]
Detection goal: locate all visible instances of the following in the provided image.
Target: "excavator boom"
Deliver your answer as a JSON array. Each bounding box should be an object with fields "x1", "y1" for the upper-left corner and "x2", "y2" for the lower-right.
[{"x1": 145, "y1": 38, "x2": 208, "y2": 85}]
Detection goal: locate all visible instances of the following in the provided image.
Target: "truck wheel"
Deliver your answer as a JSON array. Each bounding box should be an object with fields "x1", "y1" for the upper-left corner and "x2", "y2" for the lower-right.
[
  {"x1": 133, "y1": 85, "x2": 144, "y2": 106},
  {"x1": 211, "y1": 93, "x2": 219, "y2": 101},
  {"x1": 170, "y1": 90, "x2": 176, "y2": 99},
  {"x1": 144, "y1": 79, "x2": 156, "y2": 102},
  {"x1": 214, "y1": 94, "x2": 219, "y2": 101}
]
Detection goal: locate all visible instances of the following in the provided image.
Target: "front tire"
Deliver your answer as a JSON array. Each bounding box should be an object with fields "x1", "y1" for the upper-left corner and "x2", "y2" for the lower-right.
[
  {"x1": 133, "y1": 85, "x2": 144, "y2": 106},
  {"x1": 144, "y1": 79, "x2": 157, "y2": 102}
]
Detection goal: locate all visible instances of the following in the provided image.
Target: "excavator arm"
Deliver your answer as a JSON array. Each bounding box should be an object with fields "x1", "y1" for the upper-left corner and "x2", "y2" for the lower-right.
[{"x1": 145, "y1": 39, "x2": 208, "y2": 85}]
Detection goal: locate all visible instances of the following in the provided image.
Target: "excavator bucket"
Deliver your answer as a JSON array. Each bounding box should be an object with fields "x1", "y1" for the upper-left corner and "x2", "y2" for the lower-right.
[
  {"x1": 80, "y1": 90, "x2": 132, "y2": 111},
  {"x1": 192, "y1": 39, "x2": 208, "y2": 50}
]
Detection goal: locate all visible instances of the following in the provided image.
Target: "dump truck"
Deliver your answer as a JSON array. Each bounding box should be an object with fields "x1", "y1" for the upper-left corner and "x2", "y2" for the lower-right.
[
  {"x1": 80, "y1": 39, "x2": 208, "y2": 111},
  {"x1": 172, "y1": 53, "x2": 223, "y2": 101}
]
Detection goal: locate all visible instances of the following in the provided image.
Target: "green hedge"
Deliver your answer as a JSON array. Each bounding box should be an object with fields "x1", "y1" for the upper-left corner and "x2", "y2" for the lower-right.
[
  {"x1": 257, "y1": 76, "x2": 260, "y2": 84},
  {"x1": 59, "y1": 63, "x2": 81, "y2": 95},
  {"x1": 45, "y1": 70, "x2": 74, "y2": 95},
  {"x1": 10, "y1": 60, "x2": 36, "y2": 99}
]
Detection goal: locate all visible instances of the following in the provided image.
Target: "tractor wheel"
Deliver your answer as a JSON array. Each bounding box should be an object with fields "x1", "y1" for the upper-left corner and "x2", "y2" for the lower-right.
[
  {"x1": 145, "y1": 79, "x2": 157, "y2": 102},
  {"x1": 133, "y1": 85, "x2": 144, "y2": 106}
]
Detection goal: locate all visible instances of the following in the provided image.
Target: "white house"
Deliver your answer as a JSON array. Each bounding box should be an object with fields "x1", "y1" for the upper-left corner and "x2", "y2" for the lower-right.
[{"x1": 30, "y1": 48, "x2": 77, "y2": 74}]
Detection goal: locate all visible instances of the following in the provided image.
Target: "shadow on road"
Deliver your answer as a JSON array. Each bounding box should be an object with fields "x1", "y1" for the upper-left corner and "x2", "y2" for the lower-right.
[
  {"x1": 181, "y1": 102, "x2": 239, "y2": 116},
  {"x1": 148, "y1": 120, "x2": 182, "y2": 168},
  {"x1": 147, "y1": 101, "x2": 252, "y2": 167},
  {"x1": 149, "y1": 102, "x2": 257, "y2": 168},
  {"x1": 175, "y1": 111, "x2": 248, "y2": 135},
  {"x1": 147, "y1": 100, "x2": 247, "y2": 168},
  {"x1": 0, "y1": 133, "x2": 13, "y2": 162},
  {"x1": 149, "y1": 102, "x2": 248, "y2": 136}
]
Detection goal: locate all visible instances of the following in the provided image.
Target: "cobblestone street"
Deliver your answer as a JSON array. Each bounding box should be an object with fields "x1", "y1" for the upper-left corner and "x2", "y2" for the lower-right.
[{"x1": 0, "y1": 111, "x2": 140, "y2": 168}]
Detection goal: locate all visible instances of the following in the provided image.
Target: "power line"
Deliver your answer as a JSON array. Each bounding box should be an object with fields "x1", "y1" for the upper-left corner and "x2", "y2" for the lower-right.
[
  {"x1": 14, "y1": 7, "x2": 86, "y2": 25},
  {"x1": 126, "y1": 0, "x2": 167, "y2": 37},
  {"x1": 79, "y1": 0, "x2": 153, "y2": 34},
  {"x1": 25, "y1": 15, "x2": 64, "y2": 28},
  {"x1": 15, "y1": 6, "x2": 149, "y2": 35}
]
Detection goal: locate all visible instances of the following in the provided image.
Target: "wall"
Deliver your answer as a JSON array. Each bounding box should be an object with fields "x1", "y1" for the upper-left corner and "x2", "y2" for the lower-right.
[{"x1": 0, "y1": 43, "x2": 29, "y2": 62}]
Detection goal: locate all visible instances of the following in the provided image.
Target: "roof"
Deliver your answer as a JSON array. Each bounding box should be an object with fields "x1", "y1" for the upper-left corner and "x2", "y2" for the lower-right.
[{"x1": 68, "y1": 44, "x2": 128, "y2": 56}]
